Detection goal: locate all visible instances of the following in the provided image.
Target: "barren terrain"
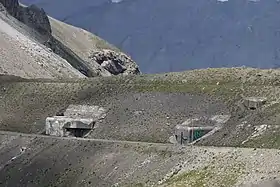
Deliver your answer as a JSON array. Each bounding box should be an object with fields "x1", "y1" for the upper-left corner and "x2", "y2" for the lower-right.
[
  {"x1": 2, "y1": 1, "x2": 280, "y2": 186},
  {"x1": 2, "y1": 66, "x2": 280, "y2": 186}
]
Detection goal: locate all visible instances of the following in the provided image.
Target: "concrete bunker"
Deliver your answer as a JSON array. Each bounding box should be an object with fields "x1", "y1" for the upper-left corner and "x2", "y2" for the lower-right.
[
  {"x1": 64, "y1": 104, "x2": 107, "y2": 119},
  {"x1": 173, "y1": 115, "x2": 230, "y2": 145},
  {"x1": 46, "y1": 116, "x2": 94, "y2": 137},
  {"x1": 175, "y1": 125, "x2": 214, "y2": 144},
  {"x1": 243, "y1": 97, "x2": 267, "y2": 110},
  {"x1": 46, "y1": 104, "x2": 107, "y2": 138}
]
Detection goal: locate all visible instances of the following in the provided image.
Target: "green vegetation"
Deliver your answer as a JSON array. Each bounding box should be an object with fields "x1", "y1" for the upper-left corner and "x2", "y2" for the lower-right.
[{"x1": 160, "y1": 162, "x2": 245, "y2": 187}]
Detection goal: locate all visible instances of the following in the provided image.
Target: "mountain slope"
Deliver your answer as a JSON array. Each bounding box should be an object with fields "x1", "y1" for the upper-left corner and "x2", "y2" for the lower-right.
[
  {"x1": 0, "y1": 7, "x2": 84, "y2": 79},
  {"x1": 0, "y1": 131, "x2": 280, "y2": 187},
  {"x1": 20, "y1": 0, "x2": 280, "y2": 73},
  {"x1": 2, "y1": 68, "x2": 280, "y2": 186},
  {"x1": 0, "y1": 0, "x2": 140, "y2": 78}
]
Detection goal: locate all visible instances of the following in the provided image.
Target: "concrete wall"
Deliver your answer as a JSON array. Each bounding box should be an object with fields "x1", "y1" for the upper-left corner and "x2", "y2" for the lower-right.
[
  {"x1": 45, "y1": 116, "x2": 94, "y2": 137},
  {"x1": 175, "y1": 126, "x2": 214, "y2": 144}
]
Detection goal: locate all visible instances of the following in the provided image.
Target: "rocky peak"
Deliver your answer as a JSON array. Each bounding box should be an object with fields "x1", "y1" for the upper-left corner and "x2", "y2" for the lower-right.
[
  {"x1": 0, "y1": 0, "x2": 51, "y2": 36},
  {"x1": 89, "y1": 49, "x2": 141, "y2": 75},
  {"x1": 0, "y1": 0, "x2": 19, "y2": 17},
  {"x1": 18, "y1": 4, "x2": 51, "y2": 36}
]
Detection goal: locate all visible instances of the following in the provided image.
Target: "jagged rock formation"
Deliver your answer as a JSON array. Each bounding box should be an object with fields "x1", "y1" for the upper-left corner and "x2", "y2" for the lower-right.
[
  {"x1": 0, "y1": 0, "x2": 51, "y2": 36},
  {"x1": 0, "y1": 0, "x2": 19, "y2": 17},
  {"x1": 0, "y1": 0, "x2": 140, "y2": 78},
  {"x1": 89, "y1": 49, "x2": 140, "y2": 75},
  {"x1": 18, "y1": 4, "x2": 51, "y2": 37}
]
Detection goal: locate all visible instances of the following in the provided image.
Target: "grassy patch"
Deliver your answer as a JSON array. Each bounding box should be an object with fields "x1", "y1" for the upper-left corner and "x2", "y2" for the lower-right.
[
  {"x1": 132, "y1": 79, "x2": 241, "y2": 100},
  {"x1": 160, "y1": 162, "x2": 245, "y2": 187}
]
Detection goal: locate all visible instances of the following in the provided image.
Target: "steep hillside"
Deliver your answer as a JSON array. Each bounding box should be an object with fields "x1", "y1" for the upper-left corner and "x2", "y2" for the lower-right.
[
  {"x1": 20, "y1": 0, "x2": 280, "y2": 73},
  {"x1": 0, "y1": 5, "x2": 84, "y2": 79},
  {"x1": 1, "y1": 67, "x2": 280, "y2": 149},
  {"x1": 2, "y1": 67, "x2": 280, "y2": 186},
  {"x1": 0, "y1": 0, "x2": 140, "y2": 78}
]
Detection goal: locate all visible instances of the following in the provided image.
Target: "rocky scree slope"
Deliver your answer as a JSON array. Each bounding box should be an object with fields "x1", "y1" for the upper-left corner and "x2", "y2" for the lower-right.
[
  {"x1": 0, "y1": 0, "x2": 140, "y2": 78},
  {"x1": 0, "y1": 2, "x2": 83, "y2": 79},
  {"x1": 1, "y1": 67, "x2": 280, "y2": 149},
  {"x1": 1, "y1": 131, "x2": 280, "y2": 187}
]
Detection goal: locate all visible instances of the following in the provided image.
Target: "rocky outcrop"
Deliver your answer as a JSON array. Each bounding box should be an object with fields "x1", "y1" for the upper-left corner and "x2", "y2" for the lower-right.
[
  {"x1": 0, "y1": 3, "x2": 5, "y2": 12},
  {"x1": 0, "y1": 0, "x2": 51, "y2": 36},
  {"x1": 0, "y1": 0, "x2": 19, "y2": 17},
  {"x1": 89, "y1": 49, "x2": 141, "y2": 75},
  {"x1": 18, "y1": 4, "x2": 51, "y2": 36}
]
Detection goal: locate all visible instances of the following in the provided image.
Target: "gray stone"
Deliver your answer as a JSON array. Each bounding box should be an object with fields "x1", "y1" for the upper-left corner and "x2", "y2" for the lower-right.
[
  {"x1": 0, "y1": 0, "x2": 19, "y2": 17},
  {"x1": 89, "y1": 49, "x2": 141, "y2": 75},
  {"x1": 45, "y1": 116, "x2": 94, "y2": 137},
  {"x1": 18, "y1": 4, "x2": 52, "y2": 36},
  {"x1": 0, "y1": 0, "x2": 51, "y2": 36},
  {"x1": 100, "y1": 60, "x2": 126, "y2": 75},
  {"x1": 243, "y1": 97, "x2": 267, "y2": 110}
]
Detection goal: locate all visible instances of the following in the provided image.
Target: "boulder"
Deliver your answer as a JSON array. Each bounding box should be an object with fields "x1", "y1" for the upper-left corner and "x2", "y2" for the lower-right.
[{"x1": 89, "y1": 49, "x2": 141, "y2": 75}]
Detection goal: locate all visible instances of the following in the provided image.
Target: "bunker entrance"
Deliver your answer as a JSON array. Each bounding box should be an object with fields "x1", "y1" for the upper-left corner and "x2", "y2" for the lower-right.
[
  {"x1": 63, "y1": 121, "x2": 93, "y2": 138},
  {"x1": 46, "y1": 116, "x2": 94, "y2": 137},
  {"x1": 175, "y1": 126, "x2": 214, "y2": 144},
  {"x1": 172, "y1": 115, "x2": 231, "y2": 145},
  {"x1": 64, "y1": 128, "x2": 91, "y2": 138}
]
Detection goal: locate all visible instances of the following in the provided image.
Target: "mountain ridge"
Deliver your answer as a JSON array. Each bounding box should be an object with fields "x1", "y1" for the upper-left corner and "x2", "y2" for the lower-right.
[
  {"x1": 0, "y1": 0, "x2": 140, "y2": 78},
  {"x1": 20, "y1": 0, "x2": 280, "y2": 73}
]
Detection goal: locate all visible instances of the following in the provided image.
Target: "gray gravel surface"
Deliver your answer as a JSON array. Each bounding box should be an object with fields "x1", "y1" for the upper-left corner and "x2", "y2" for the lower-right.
[
  {"x1": 1, "y1": 131, "x2": 280, "y2": 187},
  {"x1": 85, "y1": 92, "x2": 229, "y2": 143}
]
